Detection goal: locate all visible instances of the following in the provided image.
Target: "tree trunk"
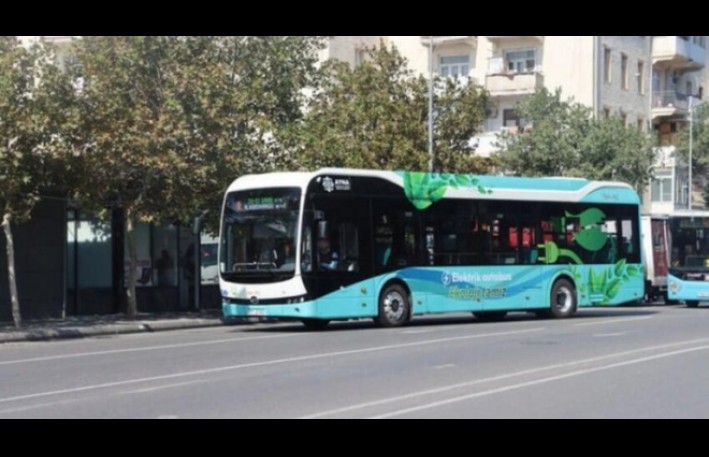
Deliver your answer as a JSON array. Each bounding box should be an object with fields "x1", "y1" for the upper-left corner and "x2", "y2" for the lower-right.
[
  {"x1": 124, "y1": 208, "x2": 138, "y2": 318},
  {"x1": 2, "y1": 211, "x2": 22, "y2": 328}
]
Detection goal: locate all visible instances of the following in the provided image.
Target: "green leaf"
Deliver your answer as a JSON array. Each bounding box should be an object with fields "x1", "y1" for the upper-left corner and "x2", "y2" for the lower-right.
[
  {"x1": 615, "y1": 259, "x2": 627, "y2": 277},
  {"x1": 605, "y1": 278, "x2": 622, "y2": 299},
  {"x1": 428, "y1": 185, "x2": 447, "y2": 202}
]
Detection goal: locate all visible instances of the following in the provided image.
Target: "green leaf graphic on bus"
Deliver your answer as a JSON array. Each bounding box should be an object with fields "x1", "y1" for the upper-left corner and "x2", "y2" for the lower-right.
[
  {"x1": 574, "y1": 226, "x2": 608, "y2": 251},
  {"x1": 403, "y1": 172, "x2": 492, "y2": 210},
  {"x1": 573, "y1": 260, "x2": 643, "y2": 304},
  {"x1": 565, "y1": 208, "x2": 609, "y2": 252},
  {"x1": 538, "y1": 241, "x2": 583, "y2": 265},
  {"x1": 565, "y1": 208, "x2": 605, "y2": 227}
]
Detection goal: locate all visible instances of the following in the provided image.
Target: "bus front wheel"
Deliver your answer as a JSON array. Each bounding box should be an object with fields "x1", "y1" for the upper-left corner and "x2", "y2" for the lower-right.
[
  {"x1": 546, "y1": 279, "x2": 577, "y2": 319},
  {"x1": 686, "y1": 301, "x2": 700, "y2": 308},
  {"x1": 376, "y1": 284, "x2": 411, "y2": 327}
]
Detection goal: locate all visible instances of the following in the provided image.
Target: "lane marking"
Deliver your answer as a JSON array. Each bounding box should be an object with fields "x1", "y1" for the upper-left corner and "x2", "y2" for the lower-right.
[
  {"x1": 0, "y1": 327, "x2": 544, "y2": 407},
  {"x1": 302, "y1": 336, "x2": 709, "y2": 418},
  {"x1": 593, "y1": 333, "x2": 627, "y2": 338},
  {"x1": 372, "y1": 344, "x2": 709, "y2": 418},
  {"x1": 0, "y1": 333, "x2": 307, "y2": 367},
  {"x1": 573, "y1": 316, "x2": 654, "y2": 327}
]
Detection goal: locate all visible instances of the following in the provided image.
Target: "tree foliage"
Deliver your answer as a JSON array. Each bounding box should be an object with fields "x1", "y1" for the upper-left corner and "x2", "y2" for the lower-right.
[
  {"x1": 293, "y1": 44, "x2": 494, "y2": 174},
  {"x1": 69, "y1": 36, "x2": 327, "y2": 316},
  {"x1": 0, "y1": 36, "x2": 75, "y2": 327},
  {"x1": 495, "y1": 87, "x2": 655, "y2": 192}
]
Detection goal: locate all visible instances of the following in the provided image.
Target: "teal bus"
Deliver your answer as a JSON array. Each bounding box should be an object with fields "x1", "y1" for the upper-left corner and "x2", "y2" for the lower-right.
[
  {"x1": 664, "y1": 212, "x2": 709, "y2": 307},
  {"x1": 219, "y1": 169, "x2": 644, "y2": 329}
]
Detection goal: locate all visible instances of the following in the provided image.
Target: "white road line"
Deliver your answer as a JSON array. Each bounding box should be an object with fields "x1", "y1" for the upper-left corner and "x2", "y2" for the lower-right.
[
  {"x1": 573, "y1": 316, "x2": 654, "y2": 327},
  {"x1": 371, "y1": 344, "x2": 709, "y2": 418},
  {"x1": 0, "y1": 333, "x2": 306, "y2": 367},
  {"x1": 0, "y1": 327, "x2": 544, "y2": 407},
  {"x1": 593, "y1": 333, "x2": 627, "y2": 338},
  {"x1": 301, "y1": 336, "x2": 709, "y2": 419}
]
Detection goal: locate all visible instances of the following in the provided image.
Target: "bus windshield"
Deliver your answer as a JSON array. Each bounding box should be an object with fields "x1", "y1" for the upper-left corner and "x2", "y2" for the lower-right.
[{"x1": 220, "y1": 188, "x2": 300, "y2": 279}]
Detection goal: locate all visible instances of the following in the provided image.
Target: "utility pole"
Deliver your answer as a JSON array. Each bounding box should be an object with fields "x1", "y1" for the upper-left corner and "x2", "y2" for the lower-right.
[
  {"x1": 428, "y1": 36, "x2": 434, "y2": 172},
  {"x1": 689, "y1": 95, "x2": 694, "y2": 217}
]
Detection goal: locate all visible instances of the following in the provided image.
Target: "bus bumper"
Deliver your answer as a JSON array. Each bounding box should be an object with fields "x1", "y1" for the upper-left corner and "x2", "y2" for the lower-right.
[
  {"x1": 222, "y1": 301, "x2": 320, "y2": 319},
  {"x1": 667, "y1": 273, "x2": 709, "y2": 302}
]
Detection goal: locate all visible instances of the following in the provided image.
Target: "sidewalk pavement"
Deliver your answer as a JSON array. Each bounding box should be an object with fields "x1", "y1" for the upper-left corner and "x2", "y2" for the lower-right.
[{"x1": 0, "y1": 309, "x2": 237, "y2": 344}]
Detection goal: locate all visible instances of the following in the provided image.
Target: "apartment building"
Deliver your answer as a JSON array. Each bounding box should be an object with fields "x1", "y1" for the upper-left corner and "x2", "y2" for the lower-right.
[{"x1": 326, "y1": 36, "x2": 709, "y2": 214}]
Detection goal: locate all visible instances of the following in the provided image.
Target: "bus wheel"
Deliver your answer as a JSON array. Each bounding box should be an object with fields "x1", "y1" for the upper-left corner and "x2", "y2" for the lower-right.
[
  {"x1": 376, "y1": 284, "x2": 410, "y2": 327},
  {"x1": 473, "y1": 311, "x2": 508, "y2": 322},
  {"x1": 548, "y1": 279, "x2": 577, "y2": 319},
  {"x1": 686, "y1": 301, "x2": 700, "y2": 308},
  {"x1": 301, "y1": 319, "x2": 330, "y2": 330}
]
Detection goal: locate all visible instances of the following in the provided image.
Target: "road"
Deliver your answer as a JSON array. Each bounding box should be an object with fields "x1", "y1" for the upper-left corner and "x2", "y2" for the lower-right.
[{"x1": 1, "y1": 304, "x2": 709, "y2": 418}]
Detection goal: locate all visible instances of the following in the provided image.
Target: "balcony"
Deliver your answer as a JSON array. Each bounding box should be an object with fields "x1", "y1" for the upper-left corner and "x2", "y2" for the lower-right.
[
  {"x1": 486, "y1": 71, "x2": 544, "y2": 96},
  {"x1": 487, "y1": 36, "x2": 544, "y2": 43},
  {"x1": 420, "y1": 36, "x2": 477, "y2": 47},
  {"x1": 652, "y1": 36, "x2": 705, "y2": 70},
  {"x1": 652, "y1": 91, "x2": 690, "y2": 119}
]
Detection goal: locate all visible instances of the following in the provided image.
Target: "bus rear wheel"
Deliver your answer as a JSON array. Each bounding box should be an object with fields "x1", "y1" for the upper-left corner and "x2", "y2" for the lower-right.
[
  {"x1": 686, "y1": 301, "x2": 700, "y2": 308},
  {"x1": 545, "y1": 279, "x2": 577, "y2": 319},
  {"x1": 376, "y1": 284, "x2": 411, "y2": 327},
  {"x1": 301, "y1": 319, "x2": 330, "y2": 330}
]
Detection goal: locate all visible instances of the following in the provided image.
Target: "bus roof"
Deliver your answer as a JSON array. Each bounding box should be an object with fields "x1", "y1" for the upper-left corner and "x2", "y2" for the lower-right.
[{"x1": 226, "y1": 168, "x2": 639, "y2": 205}]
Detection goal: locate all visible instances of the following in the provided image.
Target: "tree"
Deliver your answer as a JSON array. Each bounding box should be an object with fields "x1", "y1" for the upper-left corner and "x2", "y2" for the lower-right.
[
  {"x1": 69, "y1": 36, "x2": 327, "y2": 317},
  {"x1": 0, "y1": 37, "x2": 75, "y2": 328},
  {"x1": 496, "y1": 88, "x2": 655, "y2": 193},
  {"x1": 495, "y1": 88, "x2": 591, "y2": 177},
  {"x1": 577, "y1": 115, "x2": 655, "y2": 193},
  {"x1": 294, "y1": 44, "x2": 493, "y2": 173}
]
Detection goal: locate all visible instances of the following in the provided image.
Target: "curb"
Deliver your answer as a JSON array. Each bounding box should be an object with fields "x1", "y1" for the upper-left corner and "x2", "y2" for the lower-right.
[{"x1": 0, "y1": 319, "x2": 225, "y2": 344}]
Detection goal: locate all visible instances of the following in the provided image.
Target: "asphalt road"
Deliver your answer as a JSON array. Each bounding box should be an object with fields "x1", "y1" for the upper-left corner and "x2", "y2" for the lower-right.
[{"x1": 1, "y1": 304, "x2": 709, "y2": 418}]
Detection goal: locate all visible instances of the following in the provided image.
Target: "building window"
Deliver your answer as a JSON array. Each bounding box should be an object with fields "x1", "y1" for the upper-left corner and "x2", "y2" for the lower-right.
[
  {"x1": 604, "y1": 47, "x2": 612, "y2": 84},
  {"x1": 651, "y1": 172, "x2": 673, "y2": 203},
  {"x1": 603, "y1": 107, "x2": 611, "y2": 119},
  {"x1": 621, "y1": 53, "x2": 629, "y2": 90},
  {"x1": 637, "y1": 118, "x2": 644, "y2": 131},
  {"x1": 637, "y1": 60, "x2": 645, "y2": 95},
  {"x1": 687, "y1": 81, "x2": 694, "y2": 97},
  {"x1": 439, "y1": 55, "x2": 470, "y2": 78},
  {"x1": 354, "y1": 48, "x2": 366, "y2": 67},
  {"x1": 620, "y1": 111, "x2": 627, "y2": 125},
  {"x1": 505, "y1": 49, "x2": 536, "y2": 73},
  {"x1": 503, "y1": 109, "x2": 521, "y2": 128}
]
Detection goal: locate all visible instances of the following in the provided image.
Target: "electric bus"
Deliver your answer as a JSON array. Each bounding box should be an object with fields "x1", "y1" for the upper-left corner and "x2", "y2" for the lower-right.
[{"x1": 219, "y1": 169, "x2": 644, "y2": 329}]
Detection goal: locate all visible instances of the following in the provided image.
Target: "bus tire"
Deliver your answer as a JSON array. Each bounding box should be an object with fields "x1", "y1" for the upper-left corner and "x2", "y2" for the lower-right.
[
  {"x1": 301, "y1": 319, "x2": 330, "y2": 330},
  {"x1": 547, "y1": 278, "x2": 577, "y2": 319},
  {"x1": 686, "y1": 301, "x2": 700, "y2": 308},
  {"x1": 376, "y1": 284, "x2": 410, "y2": 327},
  {"x1": 473, "y1": 311, "x2": 508, "y2": 322}
]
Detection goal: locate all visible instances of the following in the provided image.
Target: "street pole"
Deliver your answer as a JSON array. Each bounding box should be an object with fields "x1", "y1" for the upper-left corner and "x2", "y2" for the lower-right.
[
  {"x1": 428, "y1": 36, "x2": 434, "y2": 173},
  {"x1": 689, "y1": 95, "x2": 694, "y2": 217}
]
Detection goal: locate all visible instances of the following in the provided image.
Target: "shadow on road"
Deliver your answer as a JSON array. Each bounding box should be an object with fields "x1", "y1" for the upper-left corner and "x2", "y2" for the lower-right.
[{"x1": 228, "y1": 305, "x2": 667, "y2": 334}]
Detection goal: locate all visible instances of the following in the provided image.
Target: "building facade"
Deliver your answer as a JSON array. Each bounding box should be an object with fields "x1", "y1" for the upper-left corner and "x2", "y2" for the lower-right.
[{"x1": 325, "y1": 36, "x2": 708, "y2": 214}]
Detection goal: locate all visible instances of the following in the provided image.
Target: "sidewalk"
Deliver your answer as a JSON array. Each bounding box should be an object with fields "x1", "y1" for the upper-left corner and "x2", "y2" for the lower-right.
[{"x1": 0, "y1": 310, "x2": 232, "y2": 344}]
